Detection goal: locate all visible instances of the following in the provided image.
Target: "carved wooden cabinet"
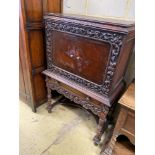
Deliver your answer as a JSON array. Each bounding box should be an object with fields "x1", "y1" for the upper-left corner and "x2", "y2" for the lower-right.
[{"x1": 43, "y1": 13, "x2": 135, "y2": 144}]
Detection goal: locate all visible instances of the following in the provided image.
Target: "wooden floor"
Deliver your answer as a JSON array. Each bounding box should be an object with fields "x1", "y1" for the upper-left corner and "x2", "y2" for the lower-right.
[{"x1": 19, "y1": 100, "x2": 134, "y2": 155}]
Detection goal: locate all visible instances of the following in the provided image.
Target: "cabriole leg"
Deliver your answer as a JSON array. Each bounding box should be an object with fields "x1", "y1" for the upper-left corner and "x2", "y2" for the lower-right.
[{"x1": 93, "y1": 113, "x2": 107, "y2": 145}]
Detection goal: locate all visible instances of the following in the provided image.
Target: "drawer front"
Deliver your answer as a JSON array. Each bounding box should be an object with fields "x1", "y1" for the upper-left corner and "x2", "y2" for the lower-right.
[
  {"x1": 47, "y1": 78, "x2": 108, "y2": 115},
  {"x1": 52, "y1": 31, "x2": 111, "y2": 85}
]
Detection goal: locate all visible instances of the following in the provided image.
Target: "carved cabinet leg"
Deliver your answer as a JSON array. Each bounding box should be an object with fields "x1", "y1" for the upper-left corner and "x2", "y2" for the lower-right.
[
  {"x1": 46, "y1": 87, "x2": 52, "y2": 113},
  {"x1": 93, "y1": 113, "x2": 107, "y2": 145}
]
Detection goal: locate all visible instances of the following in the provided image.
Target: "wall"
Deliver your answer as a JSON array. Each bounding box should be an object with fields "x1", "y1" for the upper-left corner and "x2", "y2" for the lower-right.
[{"x1": 63, "y1": 0, "x2": 135, "y2": 21}]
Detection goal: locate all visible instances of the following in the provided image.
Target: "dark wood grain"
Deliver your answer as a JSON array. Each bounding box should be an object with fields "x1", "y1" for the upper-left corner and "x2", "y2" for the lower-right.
[
  {"x1": 24, "y1": 0, "x2": 43, "y2": 22},
  {"x1": 47, "y1": 0, "x2": 62, "y2": 13},
  {"x1": 20, "y1": 1, "x2": 35, "y2": 111},
  {"x1": 52, "y1": 31, "x2": 110, "y2": 84},
  {"x1": 19, "y1": 0, "x2": 61, "y2": 111}
]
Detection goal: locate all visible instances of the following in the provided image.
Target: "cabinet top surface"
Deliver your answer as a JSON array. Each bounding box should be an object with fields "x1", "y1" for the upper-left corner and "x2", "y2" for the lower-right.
[
  {"x1": 44, "y1": 13, "x2": 135, "y2": 29},
  {"x1": 119, "y1": 83, "x2": 135, "y2": 110}
]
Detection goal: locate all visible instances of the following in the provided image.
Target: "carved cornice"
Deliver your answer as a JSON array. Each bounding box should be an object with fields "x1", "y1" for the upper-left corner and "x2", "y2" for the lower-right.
[
  {"x1": 46, "y1": 79, "x2": 109, "y2": 116},
  {"x1": 44, "y1": 19, "x2": 124, "y2": 96}
]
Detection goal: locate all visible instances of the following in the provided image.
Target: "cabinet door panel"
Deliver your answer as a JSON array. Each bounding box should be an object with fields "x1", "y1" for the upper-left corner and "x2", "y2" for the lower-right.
[
  {"x1": 20, "y1": 0, "x2": 61, "y2": 111},
  {"x1": 52, "y1": 31, "x2": 111, "y2": 84}
]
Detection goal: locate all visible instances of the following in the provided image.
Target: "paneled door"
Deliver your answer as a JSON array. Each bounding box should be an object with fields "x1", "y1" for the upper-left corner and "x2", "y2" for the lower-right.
[{"x1": 19, "y1": 0, "x2": 62, "y2": 112}]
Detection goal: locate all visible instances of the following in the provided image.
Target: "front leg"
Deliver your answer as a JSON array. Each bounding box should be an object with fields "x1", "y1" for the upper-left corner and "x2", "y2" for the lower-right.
[{"x1": 93, "y1": 113, "x2": 107, "y2": 145}]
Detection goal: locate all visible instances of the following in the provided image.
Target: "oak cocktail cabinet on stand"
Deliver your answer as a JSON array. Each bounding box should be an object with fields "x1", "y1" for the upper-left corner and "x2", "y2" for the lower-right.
[{"x1": 42, "y1": 13, "x2": 135, "y2": 145}]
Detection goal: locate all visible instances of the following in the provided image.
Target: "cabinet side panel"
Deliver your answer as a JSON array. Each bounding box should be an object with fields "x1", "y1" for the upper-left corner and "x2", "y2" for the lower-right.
[{"x1": 111, "y1": 38, "x2": 135, "y2": 91}]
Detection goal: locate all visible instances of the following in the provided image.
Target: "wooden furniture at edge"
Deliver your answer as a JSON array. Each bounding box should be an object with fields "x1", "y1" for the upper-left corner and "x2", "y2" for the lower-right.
[
  {"x1": 101, "y1": 83, "x2": 135, "y2": 155},
  {"x1": 42, "y1": 13, "x2": 135, "y2": 144},
  {"x1": 19, "y1": 0, "x2": 62, "y2": 112}
]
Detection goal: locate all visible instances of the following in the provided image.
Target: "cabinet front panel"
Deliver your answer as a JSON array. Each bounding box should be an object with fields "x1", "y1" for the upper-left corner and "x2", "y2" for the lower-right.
[{"x1": 51, "y1": 31, "x2": 111, "y2": 85}]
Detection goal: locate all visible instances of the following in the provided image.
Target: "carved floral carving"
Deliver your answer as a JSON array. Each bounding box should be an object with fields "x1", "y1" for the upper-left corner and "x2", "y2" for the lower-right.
[{"x1": 46, "y1": 79, "x2": 109, "y2": 116}]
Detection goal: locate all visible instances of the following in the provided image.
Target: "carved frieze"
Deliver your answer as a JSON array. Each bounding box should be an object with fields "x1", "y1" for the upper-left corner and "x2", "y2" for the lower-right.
[{"x1": 46, "y1": 79, "x2": 109, "y2": 116}]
